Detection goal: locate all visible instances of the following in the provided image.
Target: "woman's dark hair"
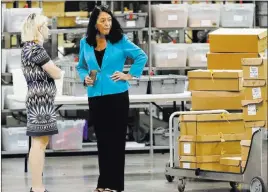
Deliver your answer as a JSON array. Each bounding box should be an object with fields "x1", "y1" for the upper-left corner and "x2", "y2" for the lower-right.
[{"x1": 86, "y1": 5, "x2": 123, "y2": 47}]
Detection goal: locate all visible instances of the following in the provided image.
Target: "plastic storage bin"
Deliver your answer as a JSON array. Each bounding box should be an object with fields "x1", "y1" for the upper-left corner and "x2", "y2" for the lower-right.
[
  {"x1": 128, "y1": 76, "x2": 149, "y2": 95},
  {"x1": 5, "y1": 8, "x2": 42, "y2": 32},
  {"x1": 257, "y1": 2, "x2": 267, "y2": 15},
  {"x1": 2, "y1": 85, "x2": 14, "y2": 109},
  {"x1": 49, "y1": 120, "x2": 85, "y2": 150},
  {"x1": 2, "y1": 127, "x2": 29, "y2": 151},
  {"x1": 258, "y1": 15, "x2": 267, "y2": 27},
  {"x1": 2, "y1": 49, "x2": 7, "y2": 73},
  {"x1": 152, "y1": 43, "x2": 188, "y2": 68},
  {"x1": 154, "y1": 127, "x2": 169, "y2": 146},
  {"x1": 6, "y1": 49, "x2": 22, "y2": 72},
  {"x1": 189, "y1": 4, "x2": 221, "y2": 27},
  {"x1": 221, "y1": 4, "x2": 255, "y2": 27},
  {"x1": 150, "y1": 75, "x2": 187, "y2": 94},
  {"x1": 114, "y1": 12, "x2": 147, "y2": 28},
  {"x1": 152, "y1": 4, "x2": 188, "y2": 28},
  {"x1": 63, "y1": 80, "x2": 87, "y2": 96},
  {"x1": 187, "y1": 43, "x2": 209, "y2": 68}
]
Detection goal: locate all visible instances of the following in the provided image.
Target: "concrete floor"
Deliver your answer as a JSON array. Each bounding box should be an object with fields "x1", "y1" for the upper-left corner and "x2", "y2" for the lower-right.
[{"x1": 1, "y1": 153, "x2": 243, "y2": 192}]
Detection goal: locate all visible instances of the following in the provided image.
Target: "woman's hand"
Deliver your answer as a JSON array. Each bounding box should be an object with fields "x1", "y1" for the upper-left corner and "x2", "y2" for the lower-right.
[
  {"x1": 111, "y1": 71, "x2": 132, "y2": 82},
  {"x1": 85, "y1": 75, "x2": 94, "y2": 86}
]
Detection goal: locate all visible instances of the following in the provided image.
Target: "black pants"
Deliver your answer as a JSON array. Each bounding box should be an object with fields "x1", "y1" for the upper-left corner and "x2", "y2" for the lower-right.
[{"x1": 88, "y1": 91, "x2": 129, "y2": 191}]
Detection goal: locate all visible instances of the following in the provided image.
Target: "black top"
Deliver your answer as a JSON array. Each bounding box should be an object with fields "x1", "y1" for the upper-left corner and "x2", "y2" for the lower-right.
[{"x1": 94, "y1": 49, "x2": 106, "y2": 68}]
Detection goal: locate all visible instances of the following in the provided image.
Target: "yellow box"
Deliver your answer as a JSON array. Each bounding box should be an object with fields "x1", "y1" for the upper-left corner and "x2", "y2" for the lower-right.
[
  {"x1": 241, "y1": 140, "x2": 251, "y2": 161},
  {"x1": 244, "y1": 121, "x2": 267, "y2": 140},
  {"x1": 188, "y1": 70, "x2": 243, "y2": 91},
  {"x1": 220, "y1": 156, "x2": 242, "y2": 173},
  {"x1": 243, "y1": 80, "x2": 267, "y2": 101},
  {"x1": 209, "y1": 28, "x2": 267, "y2": 53},
  {"x1": 191, "y1": 91, "x2": 244, "y2": 111},
  {"x1": 2, "y1": 0, "x2": 14, "y2": 8},
  {"x1": 242, "y1": 99, "x2": 268, "y2": 121},
  {"x1": 43, "y1": 1, "x2": 65, "y2": 17},
  {"x1": 207, "y1": 52, "x2": 261, "y2": 70},
  {"x1": 179, "y1": 134, "x2": 243, "y2": 156},
  {"x1": 242, "y1": 58, "x2": 267, "y2": 80},
  {"x1": 179, "y1": 113, "x2": 245, "y2": 136}
]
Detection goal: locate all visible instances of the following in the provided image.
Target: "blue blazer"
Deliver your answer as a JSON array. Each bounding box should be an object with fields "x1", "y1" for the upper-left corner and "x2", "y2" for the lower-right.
[{"x1": 76, "y1": 35, "x2": 148, "y2": 98}]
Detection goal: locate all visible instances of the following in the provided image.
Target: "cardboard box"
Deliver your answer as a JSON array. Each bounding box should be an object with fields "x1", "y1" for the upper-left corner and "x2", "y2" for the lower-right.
[
  {"x1": 244, "y1": 121, "x2": 267, "y2": 140},
  {"x1": 209, "y1": 28, "x2": 267, "y2": 53},
  {"x1": 191, "y1": 91, "x2": 244, "y2": 110},
  {"x1": 188, "y1": 70, "x2": 243, "y2": 91},
  {"x1": 179, "y1": 134, "x2": 243, "y2": 156},
  {"x1": 243, "y1": 80, "x2": 267, "y2": 100},
  {"x1": 242, "y1": 58, "x2": 267, "y2": 80},
  {"x1": 43, "y1": 1, "x2": 65, "y2": 17},
  {"x1": 220, "y1": 156, "x2": 242, "y2": 173},
  {"x1": 242, "y1": 99, "x2": 268, "y2": 121},
  {"x1": 241, "y1": 140, "x2": 251, "y2": 161},
  {"x1": 207, "y1": 53, "x2": 261, "y2": 70},
  {"x1": 180, "y1": 155, "x2": 241, "y2": 173},
  {"x1": 180, "y1": 113, "x2": 245, "y2": 136}
]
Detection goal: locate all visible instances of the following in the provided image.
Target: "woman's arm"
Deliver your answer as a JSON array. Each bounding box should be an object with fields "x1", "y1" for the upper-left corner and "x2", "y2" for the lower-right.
[
  {"x1": 76, "y1": 38, "x2": 89, "y2": 82},
  {"x1": 122, "y1": 35, "x2": 148, "y2": 78}
]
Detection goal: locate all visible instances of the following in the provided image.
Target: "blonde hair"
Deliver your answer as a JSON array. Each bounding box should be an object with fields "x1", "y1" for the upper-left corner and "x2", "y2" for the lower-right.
[{"x1": 21, "y1": 13, "x2": 48, "y2": 42}]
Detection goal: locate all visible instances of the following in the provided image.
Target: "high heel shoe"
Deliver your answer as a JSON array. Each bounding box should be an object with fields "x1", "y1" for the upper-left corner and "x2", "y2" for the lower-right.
[{"x1": 30, "y1": 187, "x2": 49, "y2": 192}]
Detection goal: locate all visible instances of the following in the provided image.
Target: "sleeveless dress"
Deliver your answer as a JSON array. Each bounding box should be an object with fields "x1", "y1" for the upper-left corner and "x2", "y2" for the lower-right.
[{"x1": 21, "y1": 41, "x2": 58, "y2": 136}]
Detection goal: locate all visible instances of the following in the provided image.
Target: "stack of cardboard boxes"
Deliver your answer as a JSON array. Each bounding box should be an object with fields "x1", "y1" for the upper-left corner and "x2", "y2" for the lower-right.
[{"x1": 178, "y1": 28, "x2": 267, "y2": 173}]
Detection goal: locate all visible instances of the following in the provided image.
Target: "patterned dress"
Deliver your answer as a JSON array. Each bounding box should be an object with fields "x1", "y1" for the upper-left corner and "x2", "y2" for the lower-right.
[{"x1": 21, "y1": 41, "x2": 58, "y2": 136}]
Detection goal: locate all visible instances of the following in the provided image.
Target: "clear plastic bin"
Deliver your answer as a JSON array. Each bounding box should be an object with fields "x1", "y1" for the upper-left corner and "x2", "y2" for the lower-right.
[
  {"x1": 150, "y1": 75, "x2": 187, "y2": 94},
  {"x1": 221, "y1": 4, "x2": 255, "y2": 27},
  {"x1": 2, "y1": 49, "x2": 7, "y2": 73},
  {"x1": 63, "y1": 80, "x2": 87, "y2": 96},
  {"x1": 49, "y1": 120, "x2": 85, "y2": 150},
  {"x1": 114, "y1": 12, "x2": 147, "y2": 28},
  {"x1": 152, "y1": 44, "x2": 188, "y2": 68},
  {"x1": 2, "y1": 85, "x2": 14, "y2": 109},
  {"x1": 128, "y1": 76, "x2": 149, "y2": 95},
  {"x1": 189, "y1": 4, "x2": 221, "y2": 27},
  {"x1": 257, "y1": 2, "x2": 268, "y2": 15},
  {"x1": 5, "y1": 8, "x2": 42, "y2": 32},
  {"x1": 152, "y1": 4, "x2": 188, "y2": 28},
  {"x1": 2, "y1": 127, "x2": 29, "y2": 151},
  {"x1": 187, "y1": 43, "x2": 209, "y2": 68},
  {"x1": 258, "y1": 15, "x2": 267, "y2": 27},
  {"x1": 154, "y1": 127, "x2": 169, "y2": 146},
  {"x1": 6, "y1": 49, "x2": 22, "y2": 72}
]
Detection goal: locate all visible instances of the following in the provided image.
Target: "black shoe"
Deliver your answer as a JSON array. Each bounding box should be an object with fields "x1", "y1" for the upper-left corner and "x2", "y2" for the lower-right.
[{"x1": 30, "y1": 188, "x2": 48, "y2": 192}]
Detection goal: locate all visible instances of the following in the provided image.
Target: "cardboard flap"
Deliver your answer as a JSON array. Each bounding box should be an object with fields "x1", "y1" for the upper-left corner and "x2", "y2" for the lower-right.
[
  {"x1": 258, "y1": 30, "x2": 268, "y2": 39},
  {"x1": 197, "y1": 113, "x2": 243, "y2": 122},
  {"x1": 179, "y1": 115, "x2": 197, "y2": 122},
  {"x1": 243, "y1": 80, "x2": 266, "y2": 87},
  {"x1": 242, "y1": 58, "x2": 265, "y2": 66},
  {"x1": 240, "y1": 140, "x2": 251, "y2": 147},
  {"x1": 244, "y1": 121, "x2": 267, "y2": 128},
  {"x1": 179, "y1": 135, "x2": 196, "y2": 142},
  {"x1": 196, "y1": 133, "x2": 244, "y2": 142},
  {"x1": 188, "y1": 70, "x2": 243, "y2": 79},
  {"x1": 180, "y1": 156, "x2": 196, "y2": 163},
  {"x1": 196, "y1": 155, "x2": 220, "y2": 163},
  {"x1": 241, "y1": 99, "x2": 264, "y2": 106},
  {"x1": 220, "y1": 157, "x2": 241, "y2": 166},
  {"x1": 241, "y1": 161, "x2": 247, "y2": 168}
]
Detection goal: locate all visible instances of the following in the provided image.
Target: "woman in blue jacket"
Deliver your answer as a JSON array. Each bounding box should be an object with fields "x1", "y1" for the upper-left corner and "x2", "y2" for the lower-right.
[{"x1": 76, "y1": 5, "x2": 148, "y2": 192}]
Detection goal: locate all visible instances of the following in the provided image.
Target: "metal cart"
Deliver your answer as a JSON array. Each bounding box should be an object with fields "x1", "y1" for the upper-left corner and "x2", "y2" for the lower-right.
[{"x1": 165, "y1": 110, "x2": 267, "y2": 192}]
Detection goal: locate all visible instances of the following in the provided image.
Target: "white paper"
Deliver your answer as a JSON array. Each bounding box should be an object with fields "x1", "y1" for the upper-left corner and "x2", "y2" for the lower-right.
[
  {"x1": 18, "y1": 140, "x2": 27, "y2": 147},
  {"x1": 252, "y1": 127, "x2": 260, "y2": 134},
  {"x1": 126, "y1": 21, "x2": 136, "y2": 27},
  {"x1": 201, "y1": 20, "x2": 212, "y2": 27},
  {"x1": 183, "y1": 163, "x2": 190, "y2": 169},
  {"x1": 234, "y1": 15, "x2": 243, "y2": 22},
  {"x1": 183, "y1": 143, "x2": 191, "y2": 154},
  {"x1": 250, "y1": 67, "x2": 258, "y2": 78},
  {"x1": 168, "y1": 15, "x2": 178, "y2": 21},
  {"x1": 168, "y1": 53, "x2": 178, "y2": 59},
  {"x1": 248, "y1": 104, "x2": 257, "y2": 116},
  {"x1": 252, "y1": 87, "x2": 261, "y2": 99}
]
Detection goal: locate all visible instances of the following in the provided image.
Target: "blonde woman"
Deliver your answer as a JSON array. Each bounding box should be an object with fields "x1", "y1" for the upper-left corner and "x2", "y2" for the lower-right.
[{"x1": 21, "y1": 13, "x2": 62, "y2": 192}]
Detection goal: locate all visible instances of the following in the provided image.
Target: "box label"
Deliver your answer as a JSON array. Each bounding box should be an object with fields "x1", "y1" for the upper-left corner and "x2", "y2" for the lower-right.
[
  {"x1": 250, "y1": 67, "x2": 258, "y2": 78},
  {"x1": 252, "y1": 87, "x2": 262, "y2": 99},
  {"x1": 18, "y1": 140, "x2": 27, "y2": 147},
  {"x1": 168, "y1": 53, "x2": 178, "y2": 59},
  {"x1": 234, "y1": 15, "x2": 243, "y2": 22},
  {"x1": 183, "y1": 163, "x2": 190, "y2": 169},
  {"x1": 183, "y1": 143, "x2": 191, "y2": 154},
  {"x1": 201, "y1": 20, "x2": 212, "y2": 27},
  {"x1": 168, "y1": 15, "x2": 178, "y2": 21},
  {"x1": 252, "y1": 127, "x2": 260, "y2": 134},
  {"x1": 248, "y1": 104, "x2": 257, "y2": 116},
  {"x1": 126, "y1": 21, "x2": 136, "y2": 27}
]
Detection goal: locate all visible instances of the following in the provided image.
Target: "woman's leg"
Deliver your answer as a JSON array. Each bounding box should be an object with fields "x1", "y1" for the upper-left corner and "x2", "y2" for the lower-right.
[{"x1": 29, "y1": 136, "x2": 49, "y2": 192}]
